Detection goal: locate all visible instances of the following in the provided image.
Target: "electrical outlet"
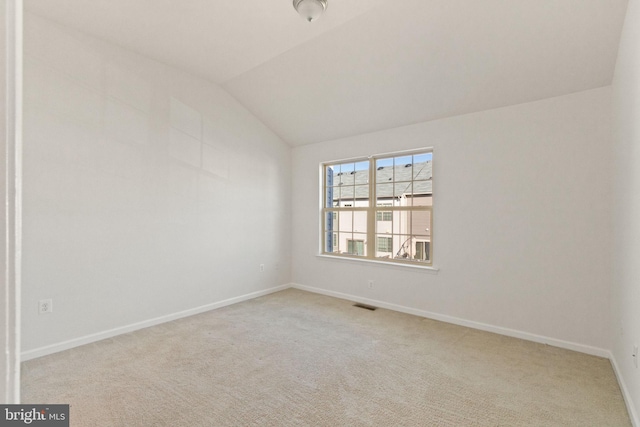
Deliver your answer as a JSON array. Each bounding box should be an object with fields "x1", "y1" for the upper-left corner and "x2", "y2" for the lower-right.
[
  {"x1": 367, "y1": 280, "x2": 374, "y2": 289},
  {"x1": 38, "y1": 299, "x2": 53, "y2": 314},
  {"x1": 260, "y1": 264, "x2": 265, "y2": 272},
  {"x1": 633, "y1": 345, "x2": 638, "y2": 368}
]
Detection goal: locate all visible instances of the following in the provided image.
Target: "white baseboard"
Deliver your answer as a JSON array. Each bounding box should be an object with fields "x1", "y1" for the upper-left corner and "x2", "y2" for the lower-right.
[
  {"x1": 21, "y1": 284, "x2": 290, "y2": 361},
  {"x1": 290, "y1": 283, "x2": 610, "y2": 358},
  {"x1": 610, "y1": 351, "x2": 639, "y2": 427},
  {"x1": 22, "y1": 282, "x2": 636, "y2": 424},
  {"x1": 24, "y1": 282, "x2": 612, "y2": 360}
]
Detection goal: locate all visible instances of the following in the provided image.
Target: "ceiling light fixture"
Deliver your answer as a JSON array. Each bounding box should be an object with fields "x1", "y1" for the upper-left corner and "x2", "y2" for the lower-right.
[{"x1": 293, "y1": 0, "x2": 327, "y2": 22}]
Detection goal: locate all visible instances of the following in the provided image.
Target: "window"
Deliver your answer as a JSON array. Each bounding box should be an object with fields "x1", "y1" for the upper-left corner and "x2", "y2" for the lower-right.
[
  {"x1": 376, "y1": 211, "x2": 393, "y2": 221},
  {"x1": 347, "y1": 239, "x2": 365, "y2": 256},
  {"x1": 377, "y1": 236, "x2": 392, "y2": 253},
  {"x1": 415, "y1": 241, "x2": 430, "y2": 262},
  {"x1": 322, "y1": 149, "x2": 433, "y2": 266}
]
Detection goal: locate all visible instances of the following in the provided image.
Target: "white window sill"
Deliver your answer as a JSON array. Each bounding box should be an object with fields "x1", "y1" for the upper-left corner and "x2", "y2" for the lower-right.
[{"x1": 316, "y1": 254, "x2": 439, "y2": 274}]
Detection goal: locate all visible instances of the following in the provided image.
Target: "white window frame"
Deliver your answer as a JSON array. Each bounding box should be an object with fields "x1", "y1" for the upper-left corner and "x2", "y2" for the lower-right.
[{"x1": 321, "y1": 148, "x2": 433, "y2": 267}]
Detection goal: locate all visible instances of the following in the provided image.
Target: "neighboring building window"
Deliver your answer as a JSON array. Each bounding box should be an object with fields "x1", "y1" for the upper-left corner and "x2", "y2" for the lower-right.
[
  {"x1": 415, "y1": 241, "x2": 430, "y2": 261},
  {"x1": 347, "y1": 239, "x2": 365, "y2": 256},
  {"x1": 377, "y1": 236, "x2": 392, "y2": 253},
  {"x1": 376, "y1": 211, "x2": 393, "y2": 221},
  {"x1": 322, "y1": 149, "x2": 433, "y2": 266}
]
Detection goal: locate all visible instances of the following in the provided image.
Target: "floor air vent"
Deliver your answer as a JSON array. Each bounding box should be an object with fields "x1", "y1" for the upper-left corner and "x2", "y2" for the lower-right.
[{"x1": 353, "y1": 303, "x2": 377, "y2": 311}]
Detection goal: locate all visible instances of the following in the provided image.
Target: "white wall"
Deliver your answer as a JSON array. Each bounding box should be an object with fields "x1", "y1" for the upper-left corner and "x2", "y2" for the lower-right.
[
  {"x1": 612, "y1": 0, "x2": 640, "y2": 423},
  {"x1": 21, "y1": 14, "x2": 291, "y2": 355},
  {"x1": 292, "y1": 87, "x2": 613, "y2": 353}
]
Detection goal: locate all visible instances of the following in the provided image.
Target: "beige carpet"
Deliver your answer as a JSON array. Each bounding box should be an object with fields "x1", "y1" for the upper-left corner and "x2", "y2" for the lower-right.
[{"x1": 22, "y1": 289, "x2": 631, "y2": 426}]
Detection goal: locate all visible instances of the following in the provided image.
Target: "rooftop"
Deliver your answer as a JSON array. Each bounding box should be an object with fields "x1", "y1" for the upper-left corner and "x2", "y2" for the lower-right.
[{"x1": 329, "y1": 161, "x2": 432, "y2": 201}]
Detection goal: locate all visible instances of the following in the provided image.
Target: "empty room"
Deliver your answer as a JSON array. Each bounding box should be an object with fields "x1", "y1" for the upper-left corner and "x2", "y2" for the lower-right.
[{"x1": 2, "y1": 0, "x2": 640, "y2": 425}]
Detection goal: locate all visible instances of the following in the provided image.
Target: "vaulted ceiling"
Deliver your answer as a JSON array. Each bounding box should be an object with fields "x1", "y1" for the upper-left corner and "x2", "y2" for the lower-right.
[{"x1": 26, "y1": 0, "x2": 629, "y2": 146}]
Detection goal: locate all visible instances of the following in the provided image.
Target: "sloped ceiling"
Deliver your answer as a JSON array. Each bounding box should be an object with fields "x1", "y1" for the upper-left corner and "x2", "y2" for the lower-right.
[{"x1": 26, "y1": 0, "x2": 628, "y2": 146}]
